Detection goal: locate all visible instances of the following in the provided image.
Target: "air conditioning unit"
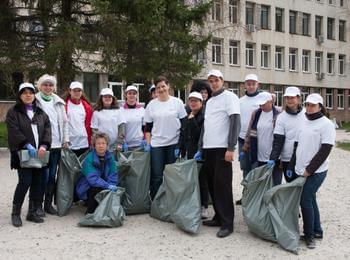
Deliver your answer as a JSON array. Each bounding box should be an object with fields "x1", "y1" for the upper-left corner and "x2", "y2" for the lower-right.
[
  {"x1": 317, "y1": 35, "x2": 324, "y2": 44},
  {"x1": 317, "y1": 72, "x2": 325, "y2": 80},
  {"x1": 247, "y1": 24, "x2": 255, "y2": 32},
  {"x1": 197, "y1": 59, "x2": 206, "y2": 65}
]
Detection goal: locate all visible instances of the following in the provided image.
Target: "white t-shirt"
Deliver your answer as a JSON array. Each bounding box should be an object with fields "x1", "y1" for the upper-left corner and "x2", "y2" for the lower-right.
[
  {"x1": 121, "y1": 106, "x2": 145, "y2": 148},
  {"x1": 40, "y1": 99, "x2": 61, "y2": 148},
  {"x1": 67, "y1": 101, "x2": 88, "y2": 150},
  {"x1": 239, "y1": 94, "x2": 260, "y2": 139},
  {"x1": 273, "y1": 109, "x2": 307, "y2": 161},
  {"x1": 203, "y1": 90, "x2": 240, "y2": 149},
  {"x1": 91, "y1": 109, "x2": 126, "y2": 151},
  {"x1": 144, "y1": 96, "x2": 187, "y2": 147},
  {"x1": 257, "y1": 110, "x2": 274, "y2": 162},
  {"x1": 295, "y1": 116, "x2": 336, "y2": 175}
]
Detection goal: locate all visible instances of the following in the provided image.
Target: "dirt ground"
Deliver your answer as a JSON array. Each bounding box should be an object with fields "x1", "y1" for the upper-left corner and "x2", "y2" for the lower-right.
[{"x1": 0, "y1": 130, "x2": 349, "y2": 259}]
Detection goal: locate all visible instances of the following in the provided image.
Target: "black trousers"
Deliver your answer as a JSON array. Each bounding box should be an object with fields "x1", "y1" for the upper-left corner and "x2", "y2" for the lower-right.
[
  {"x1": 13, "y1": 168, "x2": 43, "y2": 205},
  {"x1": 86, "y1": 187, "x2": 104, "y2": 214},
  {"x1": 72, "y1": 147, "x2": 89, "y2": 158},
  {"x1": 203, "y1": 148, "x2": 234, "y2": 231},
  {"x1": 281, "y1": 161, "x2": 299, "y2": 183},
  {"x1": 257, "y1": 161, "x2": 283, "y2": 185}
]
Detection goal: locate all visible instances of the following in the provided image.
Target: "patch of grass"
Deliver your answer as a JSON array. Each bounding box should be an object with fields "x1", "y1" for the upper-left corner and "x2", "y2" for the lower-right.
[
  {"x1": 341, "y1": 122, "x2": 350, "y2": 132},
  {"x1": 337, "y1": 141, "x2": 350, "y2": 152},
  {"x1": 0, "y1": 122, "x2": 8, "y2": 148}
]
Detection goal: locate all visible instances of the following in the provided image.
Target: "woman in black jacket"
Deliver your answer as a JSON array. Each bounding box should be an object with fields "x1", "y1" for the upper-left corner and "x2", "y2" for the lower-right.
[{"x1": 6, "y1": 83, "x2": 51, "y2": 227}]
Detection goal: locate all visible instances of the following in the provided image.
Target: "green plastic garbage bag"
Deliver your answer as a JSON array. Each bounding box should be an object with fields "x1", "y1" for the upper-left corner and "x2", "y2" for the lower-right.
[
  {"x1": 56, "y1": 149, "x2": 82, "y2": 216},
  {"x1": 117, "y1": 150, "x2": 151, "y2": 214},
  {"x1": 78, "y1": 188, "x2": 126, "y2": 227},
  {"x1": 150, "y1": 159, "x2": 201, "y2": 234},
  {"x1": 264, "y1": 177, "x2": 306, "y2": 254}
]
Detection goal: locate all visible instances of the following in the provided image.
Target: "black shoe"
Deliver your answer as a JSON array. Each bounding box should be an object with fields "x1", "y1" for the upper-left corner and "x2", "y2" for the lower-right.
[
  {"x1": 26, "y1": 201, "x2": 44, "y2": 223},
  {"x1": 35, "y1": 202, "x2": 46, "y2": 218},
  {"x1": 44, "y1": 203, "x2": 58, "y2": 215},
  {"x1": 300, "y1": 233, "x2": 323, "y2": 240},
  {"x1": 235, "y1": 199, "x2": 242, "y2": 205},
  {"x1": 11, "y1": 204, "x2": 22, "y2": 227},
  {"x1": 305, "y1": 237, "x2": 316, "y2": 249},
  {"x1": 203, "y1": 219, "x2": 221, "y2": 227},
  {"x1": 216, "y1": 228, "x2": 233, "y2": 238}
]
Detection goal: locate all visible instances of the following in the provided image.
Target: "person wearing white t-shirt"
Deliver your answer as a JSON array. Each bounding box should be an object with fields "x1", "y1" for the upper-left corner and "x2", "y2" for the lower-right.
[
  {"x1": 91, "y1": 88, "x2": 126, "y2": 152},
  {"x1": 242, "y1": 92, "x2": 280, "y2": 183},
  {"x1": 144, "y1": 76, "x2": 187, "y2": 199},
  {"x1": 35, "y1": 74, "x2": 69, "y2": 216},
  {"x1": 120, "y1": 85, "x2": 145, "y2": 150},
  {"x1": 63, "y1": 81, "x2": 92, "y2": 157},
  {"x1": 268, "y1": 86, "x2": 307, "y2": 182},
  {"x1": 196, "y1": 70, "x2": 240, "y2": 238},
  {"x1": 287, "y1": 93, "x2": 335, "y2": 249}
]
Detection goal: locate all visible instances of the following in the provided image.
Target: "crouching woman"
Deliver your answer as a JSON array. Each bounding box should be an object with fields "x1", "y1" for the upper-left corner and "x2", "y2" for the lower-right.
[{"x1": 76, "y1": 132, "x2": 118, "y2": 214}]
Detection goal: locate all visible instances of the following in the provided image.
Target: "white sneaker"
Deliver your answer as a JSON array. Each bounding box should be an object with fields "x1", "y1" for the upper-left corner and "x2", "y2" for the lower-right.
[{"x1": 201, "y1": 207, "x2": 209, "y2": 219}]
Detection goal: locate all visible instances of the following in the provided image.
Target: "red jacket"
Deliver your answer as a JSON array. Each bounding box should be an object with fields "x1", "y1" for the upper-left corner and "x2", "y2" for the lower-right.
[{"x1": 65, "y1": 98, "x2": 93, "y2": 146}]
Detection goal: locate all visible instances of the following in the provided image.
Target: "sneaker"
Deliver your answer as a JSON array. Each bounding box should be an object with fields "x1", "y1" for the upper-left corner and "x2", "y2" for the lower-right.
[
  {"x1": 201, "y1": 207, "x2": 209, "y2": 219},
  {"x1": 300, "y1": 233, "x2": 323, "y2": 240},
  {"x1": 305, "y1": 237, "x2": 316, "y2": 249}
]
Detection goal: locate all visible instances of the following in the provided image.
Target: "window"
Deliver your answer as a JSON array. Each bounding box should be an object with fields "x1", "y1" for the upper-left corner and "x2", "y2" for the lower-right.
[
  {"x1": 327, "y1": 53, "x2": 335, "y2": 74},
  {"x1": 84, "y1": 73, "x2": 99, "y2": 102},
  {"x1": 274, "y1": 85, "x2": 284, "y2": 107},
  {"x1": 212, "y1": 0, "x2": 222, "y2": 21},
  {"x1": 315, "y1": 16, "x2": 323, "y2": 38},
  {"x1": 212, "y1": 38, "x2": 222, "y2": 64},
  {"x1": 315, "y1": 51, "x2": 323, "y2": 74},
  {"x1": 229, "y1": 40, "x2": 239, "y2": 65},
  {"x1": 275, "y1": 8, "x2": 284, "y2": 32},
  {"x1": 302, "y1": 13, "x2": 310, "y2": 36},
  {"x1": 195, "y1": 48, "x2": 205, "y2": 61},
  {"x1": 260, "y1": 5, "x2": 269, "y2": 29},
  {"x1": 338, "y1": 89, "x2": 344, "y2": 109},
  {"x1": 229, "y1": 0, "x2": 238, "y2": 24},
  {"x1": 245, "y1": 43, "x2": 254, "y2": 67},
  {"x1": 301, "y1": 87, "x2": 310, "y2": 103},
  {"x1": 327, "y1": 18, "x2": 335, "y2": 39},
  {"x1": 228, "y1": 82, "x2": 240, "y2": 97},
  {"x1": 340, "y1": 0, "x2": 344, "y2": 7},
  {"x1": 339, "y1": 54, "x2": 346, "y2": 75},
  {"x1": 289, "y1": 11, "x2": 297, "y2": 34},
  {"x1": 329, "y1": 0, "x2": 335, "y2": 4},
  {"x1": 246, "y1": 2, "x2": 254, "y2": 25},
  {"x1": 261, "y1": 44, "x2": 270, "y2": 68},
  {"x1": 326, "y1": 89, "x2": 333, "y2": 109},
  {"x1": 289, "y1": 48, "x2": 298, "y2": 71},
  {"x1": 275, "y1": 46, "x2": 284, "y2": 70},
  {"x1": 339, "y1": 20, "x2": 346, "y2": 41},
  {"x1": 259, "y1": 84, "x2": 270, "y2": 92},
  {"x1": 302, "y1": 50, "x2": 311, "y2": 72}
]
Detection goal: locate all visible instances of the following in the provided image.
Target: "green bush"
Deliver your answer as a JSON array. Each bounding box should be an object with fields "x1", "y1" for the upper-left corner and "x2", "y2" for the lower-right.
[{"x1": 0, "y1": 122, "x2": 8, "y2": 148}]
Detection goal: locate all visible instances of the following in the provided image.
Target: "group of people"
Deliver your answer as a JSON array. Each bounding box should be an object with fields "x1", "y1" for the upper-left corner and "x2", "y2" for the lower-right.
[{"x1": 6, "y1": 70, "x2": 335, "y2": 249}]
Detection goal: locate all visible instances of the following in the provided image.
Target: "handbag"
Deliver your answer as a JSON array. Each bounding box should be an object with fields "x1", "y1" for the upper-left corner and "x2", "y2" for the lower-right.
[{"x1": 18, "y1": 150, "x2": 50, "y2": 168}]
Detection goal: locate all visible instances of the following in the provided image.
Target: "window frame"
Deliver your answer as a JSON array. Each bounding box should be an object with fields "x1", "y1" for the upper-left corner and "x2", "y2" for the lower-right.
[
  {"x1": 275, "y1": 46, "x2": 284, "y2": 70},
  {"x1": 245, "y1": 42, "x2": 255, "y2": 67},
  {"x1": 229, "y1": 40, "x2": 239, "y2": 65},
  {"x1": 212, "y1": 38, "x2": 223, "y2": 64},
  {"x1": 289, "y1": 48, "x2": 298, "y2": 71}
]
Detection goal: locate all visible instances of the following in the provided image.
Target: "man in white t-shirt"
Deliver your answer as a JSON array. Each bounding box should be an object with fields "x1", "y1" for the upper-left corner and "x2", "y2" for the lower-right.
[{"x1": 196, "y1": 69, "x2": 240, "y2": 238}]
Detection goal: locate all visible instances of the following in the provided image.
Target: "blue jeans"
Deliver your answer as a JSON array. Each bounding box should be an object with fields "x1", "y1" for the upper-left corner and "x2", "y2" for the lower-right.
[
  {"x1": 300, "y1": 171, "x2": 327, "y2": 238},
  {"x1": 150, "y1": 144, "x2": 176, "y2": 199},
  {"x1": 238, "y1": 138, "x2": 252, "y2": 178}
]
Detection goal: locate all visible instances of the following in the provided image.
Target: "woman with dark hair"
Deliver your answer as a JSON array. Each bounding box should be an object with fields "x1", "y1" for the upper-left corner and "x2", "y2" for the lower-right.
[
  {"x1": 6, "y1": 83, "x2": 51, "y2": 227},
  {"x1": 190, "y1": 80, "x2": 212, "y2": 104},
  {"x1": 63, "y1": 81, "x2": 92, "y2": 157},
  {"x1": 144, "y1": 76, "x2": 187, "y2": 199},
  {"x1": 91, "y1": 88, "x2": 126, "y2": 152},
  {"x1": 287, "y1": 93, "x2": 335, "y2": 249}
]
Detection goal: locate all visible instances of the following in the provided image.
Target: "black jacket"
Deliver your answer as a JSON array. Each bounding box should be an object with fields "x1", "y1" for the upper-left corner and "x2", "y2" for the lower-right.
[
  {"x1": 6, "y1": 102, "x2": 51, "y2": 169},
  {"x1": 178, "y1": 108, "x2": 204, "y2": 159}
]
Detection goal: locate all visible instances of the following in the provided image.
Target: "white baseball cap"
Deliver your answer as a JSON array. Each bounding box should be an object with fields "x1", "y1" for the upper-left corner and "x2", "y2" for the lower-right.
[
  {"x1": 100, "y1": 88, "x2": 114, "y2": 96},
  {"x1": 149, "y1": 84, "x2": 155, "y2": 93},
  {"x1": 125, "y1": 85, "x2": 138, "y2": 93},
  {"x1": 257, "y1": 92, "x2": 273, "y2": 105},
  {"x1": 19, "y1": 83, "x2": 35, "y2": 92},
  {"x1": 284, "y1": 86, "x2": 300, "y2": 97},
  {"x1": 305, "y1": 93, "x2": 323, "y2": 105},
  {"x1": 69, "y1": 81, "x2": 83, "y2": 90},
  {"x1": 207, "y1": 69, "x2": 224, "y2": 79},
  {"x1": 188, "y1": 91, "x2": 203, "y2": 101},
  {"x1": 244, "y1": 74, "x2": 258, "y2": 82}
]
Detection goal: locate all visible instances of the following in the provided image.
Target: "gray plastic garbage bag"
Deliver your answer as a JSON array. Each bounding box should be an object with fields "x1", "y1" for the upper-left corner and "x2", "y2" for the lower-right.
[
  {"x1": 78, "y1": 188, "x2": 126, "y2": 227},
  {"x1": 56, "y1": 149, "x2": 82, "y2": 216},
  {"x1": 150, "y1": 159, "x2": 201, "y2": 234},
  {"x1": 264, "y1": 177, "x2": 306, "y2": 254},
  {"x1": 117, "y1": 150, "x2": 151, "y2": 214}
]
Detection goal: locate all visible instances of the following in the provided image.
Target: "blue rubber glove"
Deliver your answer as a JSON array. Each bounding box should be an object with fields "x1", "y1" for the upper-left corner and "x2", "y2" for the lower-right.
[
  {"x1": 286, "y1": 170, "x2": 293, "y2": 178},
  {"x1": 25, "y1": 144, "x2": 37, "y2": 158},
  {"x1": 267, "y1": 160, "x2": 275, "y2": 169},
  {"x1": 122, "y1": 142, "x2": 128, "y2": 152},
  {"x1": 174, "y1": 148, "x2": 180, "y2": 159},
  {"x1": 194, "y1": 151, "x2": 202, "y2": 161},
  {"x1": 108, "y1": 185, "x2": 118, "y2": 192},
  {"x1": 239, "y1": 152, "x2": 245, "y2": 161},
  {"x1": 144, "y1": 143, "x2": 151, "y2": 152}
]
